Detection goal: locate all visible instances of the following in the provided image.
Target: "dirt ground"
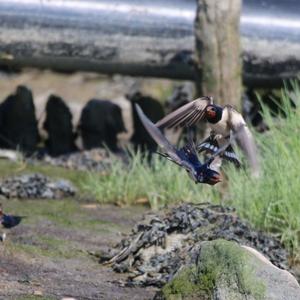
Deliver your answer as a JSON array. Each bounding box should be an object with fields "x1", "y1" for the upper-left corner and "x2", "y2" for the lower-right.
[{"x1": 0, "y1": 199, "x2": 157, "y2": 300}]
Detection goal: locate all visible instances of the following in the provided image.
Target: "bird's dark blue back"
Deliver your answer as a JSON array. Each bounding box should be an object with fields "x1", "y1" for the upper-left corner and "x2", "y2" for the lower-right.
[
  {"x1": 178, "y1": 141, "x2": 202, "y2": 167},
  {"x1": 1, "y1": 214, "x2": 22, "y2": 228}
]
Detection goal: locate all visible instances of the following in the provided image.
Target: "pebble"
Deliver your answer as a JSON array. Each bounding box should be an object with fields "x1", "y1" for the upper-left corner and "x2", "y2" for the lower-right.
[{"x1": 40, "y1": 148, "x2": 121, "y2": 172}]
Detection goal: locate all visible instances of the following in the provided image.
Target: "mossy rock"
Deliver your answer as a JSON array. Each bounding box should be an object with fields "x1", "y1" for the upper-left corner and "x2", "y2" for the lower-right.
[
  {"x1": 161, "y1": 239, "x2": 265, "y2": 300},
  {"x1": 159, "y1": 239, "x2": 300, "y2": 300}
]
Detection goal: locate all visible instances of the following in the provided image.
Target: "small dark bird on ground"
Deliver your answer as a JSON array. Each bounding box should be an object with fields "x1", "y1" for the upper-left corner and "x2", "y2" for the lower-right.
[
  {"x1": 155, "y1": 96, "x2": 259, "y2": 176},
  {"x1": 0, "y1": 207, "x2": 23, "y2": 229},
  {"x1": 135, "y1": 104, "x2": 234, "y2": 185}
]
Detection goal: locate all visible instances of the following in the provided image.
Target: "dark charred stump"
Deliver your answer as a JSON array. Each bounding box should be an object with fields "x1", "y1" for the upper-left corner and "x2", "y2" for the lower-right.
[
  {"x1": 78, "y1": 99, "x2": 126, "y2": 152},
  {"x1": 129, "y1": 92, "x2": 165, "y2": 153},
  {"x1": 0, "y1": 85, "x2": 39, "y2": 155},
  {"x1": 43, "y1": 95, "x2": 77, "y2": 156}
]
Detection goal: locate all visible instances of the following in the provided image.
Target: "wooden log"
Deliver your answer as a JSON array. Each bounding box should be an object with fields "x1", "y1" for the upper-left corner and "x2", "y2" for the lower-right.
[{"x1": 194, "y1": 0, "x2": 242, "y2": 108}]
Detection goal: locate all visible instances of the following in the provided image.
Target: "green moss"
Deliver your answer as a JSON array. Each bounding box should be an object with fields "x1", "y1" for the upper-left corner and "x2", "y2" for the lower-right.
[
  {"x1": 162, "y1": 240, "x2": 265, "y2": 300},
  {"x1": 163, "y1": 267, "x2": 208, "y2": 299},
  {"x1": 198, "y1": 240, "x2": 265, "y2": 299}
]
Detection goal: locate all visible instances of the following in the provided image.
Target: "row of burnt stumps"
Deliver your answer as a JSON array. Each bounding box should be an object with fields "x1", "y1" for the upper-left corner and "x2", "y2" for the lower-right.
[
  {"x1": 0, "y1": 84, "x2": 287, "y2": 158},
  {"x1": 0, "y1": 85, "x2": 166, "y2": 157}
]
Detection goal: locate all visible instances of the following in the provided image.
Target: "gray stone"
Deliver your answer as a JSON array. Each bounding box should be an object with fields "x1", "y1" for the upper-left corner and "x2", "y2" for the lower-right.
[
  {"x1": 241, "y1": 246, "x2": 300, "y2": 300},
  {"x1": 0, "y1": 173, "x2": 76, "y2": 199},
  {"x1": 160, "y1": 240, "x2": 300, "y2": 300}
]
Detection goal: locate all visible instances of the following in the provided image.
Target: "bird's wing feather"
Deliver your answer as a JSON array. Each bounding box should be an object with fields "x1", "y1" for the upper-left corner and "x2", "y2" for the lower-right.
[
  {"x1": 135, "y1": 104, "x2": 192, "y2": 169},
  {"x1": 226, "y1": 106, "x2": 260, "y2": 175},
  {"x1": 203, "y1": 130, "x2": 236, "y2": 169},
  {"x1": 197, "y1": 134, "x2": 241, "y2": 167},
  {"x1": 222, "y1": 144, "x2": 242, "y2": 167},
  {"x1": 180, "y1": 139, "x2": 200, "y2": 165},
  {"x1": 155, "y1": 97, "x2": 212, "y2": 129},
  {"x1": 197, "y1": 134, "x2": 221, "y2": 154},
  {"x1": 208, "y1": 131, "x2": 234, "y2": 160}
]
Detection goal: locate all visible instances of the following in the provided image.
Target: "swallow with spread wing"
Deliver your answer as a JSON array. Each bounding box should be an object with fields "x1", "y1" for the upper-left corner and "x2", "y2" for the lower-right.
[
  {"x1": 135, "y1": 104, "x2": 234, "y2": 185},
  {"x1": 155, "y1": 96, "x2": 259, "y2": 176}
]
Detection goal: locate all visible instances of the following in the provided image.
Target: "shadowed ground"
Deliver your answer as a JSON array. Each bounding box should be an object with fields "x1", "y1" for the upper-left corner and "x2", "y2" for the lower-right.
[{"x1": 0, "y1": 199, "x2": 156, "y2": 300}]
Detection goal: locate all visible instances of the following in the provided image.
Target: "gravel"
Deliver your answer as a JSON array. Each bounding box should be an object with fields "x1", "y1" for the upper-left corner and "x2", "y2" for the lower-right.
[
  {"x1": 103, "y1": 203, "x2": 288, "y2": 287},
  {"x1": 0, "y1": 173, "x2": 76, "y2": 199},
  {"x1": 40, "y1": 148, "x2": 123, "y2": 172}
]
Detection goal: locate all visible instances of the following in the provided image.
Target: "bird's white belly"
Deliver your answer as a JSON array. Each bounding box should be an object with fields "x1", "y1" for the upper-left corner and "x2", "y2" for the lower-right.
[
  {"x1": 208, "y1": 109, "x2": 230, "y2": 136},
  {"x1": 209, "y1": 121, "x2": 229, "y2": 136}
]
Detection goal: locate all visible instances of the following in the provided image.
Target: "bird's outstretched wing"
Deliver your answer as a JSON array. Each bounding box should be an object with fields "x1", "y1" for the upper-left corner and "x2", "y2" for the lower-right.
[
  {"x1": 155, "y1": 97, "x2": 213, "y2": 129},
  {"x1": 203, "y1": 130, "x2": 236, "y2": 169},
  {"x1": 208, "y1": 132, "x2": 234, "y2": 160},
  {"x1": 135, "y1": 104, "x2": 193, "y2": 170},
  {"x1": 225, "y1": 106, "x2": 260, "y2": 176},
  {"x1": 197, "y1": 134, "x2": 241, "y2": 167},
  {"x1": 180, "y1": 139, "x2": 200, "y2": 166}
]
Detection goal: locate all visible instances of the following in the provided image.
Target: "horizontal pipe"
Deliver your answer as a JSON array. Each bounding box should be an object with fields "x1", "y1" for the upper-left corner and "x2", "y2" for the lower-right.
[{"x1": 0, "y1": 0, "x2": 299, "y2": 87}]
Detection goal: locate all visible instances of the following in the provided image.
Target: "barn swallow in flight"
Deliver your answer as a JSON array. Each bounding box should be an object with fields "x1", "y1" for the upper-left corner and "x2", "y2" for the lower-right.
[
  {"x1": 135, "y1": 104, "x2": 234, "y2": 185},
  {"x1": 155, "y1": 96, "x2": 259, "y2": 176}
]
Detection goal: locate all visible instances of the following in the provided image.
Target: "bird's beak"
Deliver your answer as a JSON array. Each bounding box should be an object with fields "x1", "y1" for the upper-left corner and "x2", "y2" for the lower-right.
[{"x1": 210, "y1": 174, "x2": 222, "y2": 184}]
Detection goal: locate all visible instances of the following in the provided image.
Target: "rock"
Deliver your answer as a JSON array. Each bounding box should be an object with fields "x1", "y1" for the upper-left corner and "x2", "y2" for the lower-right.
[
  {"x1": 41, "y1": 148, "x2": 117, "y2": 172},
  {"x1": 0, "y1": 232, "x2": 6, "y2": 242},
  {"x1": 0, "y1": 149, "x2": 20, "y2": 161},
  {"x1": 242, "y1": 246, "x2": 300, "y2": 300},
  {"x1": 0, "y1": 173, "x2": 76, "y2": 199},
  {"x1": 159, "y1": 240, "x2": 300, "y2": 300}
]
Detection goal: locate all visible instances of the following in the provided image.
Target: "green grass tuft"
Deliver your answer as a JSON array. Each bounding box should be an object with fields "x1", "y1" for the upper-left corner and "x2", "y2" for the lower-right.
[{"x1": 81, "y1": 150, "x2": 222, "y2": 208}]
